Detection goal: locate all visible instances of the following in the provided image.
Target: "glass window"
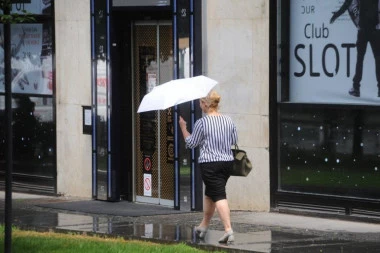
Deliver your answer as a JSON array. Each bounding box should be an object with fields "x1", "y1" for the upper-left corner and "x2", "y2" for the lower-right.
[
  {"x1": 12, "y1": 96, "x2": 55, "y2": 163},
  {"x1": 0, "y1": 95, "x2": 56, "y2": 183},
  {"x1": 0, "y1": 0, "x2": 55, "y2": 194},
  {"x1": 275, "y1": 1, "x2": 380, "y2": 203},
  {"x1": 279, "y1": 105, "x2": 380, "y2": 199}
]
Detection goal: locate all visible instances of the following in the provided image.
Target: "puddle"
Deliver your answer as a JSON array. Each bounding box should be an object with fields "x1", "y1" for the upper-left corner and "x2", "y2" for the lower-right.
[{"x1": 3, "y1": 209, "x2": 380, "y2": 252}]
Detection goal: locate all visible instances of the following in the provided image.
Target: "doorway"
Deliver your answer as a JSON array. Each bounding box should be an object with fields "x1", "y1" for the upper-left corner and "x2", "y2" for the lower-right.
[
  {"x1": 98, "y1": 3, "x2": 202, "y2": 210},
  {"x1": 111, "y1": 16, "x2": 193, "y2": 210}
]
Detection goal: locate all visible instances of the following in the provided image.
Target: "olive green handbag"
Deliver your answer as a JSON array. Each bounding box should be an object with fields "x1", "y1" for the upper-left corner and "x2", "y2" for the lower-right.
[{"x1": 230, "y1": 145, "x2": 252, "y2": 177}]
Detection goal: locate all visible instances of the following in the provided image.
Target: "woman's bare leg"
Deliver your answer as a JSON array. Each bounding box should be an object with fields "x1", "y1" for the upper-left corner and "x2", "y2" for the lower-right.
[
  {"x1": 215, "y1": 199, "x2": 232, "y2": 232},
  {"x1": 199, "y1": 196, "x2": 215, "y2": 228}
]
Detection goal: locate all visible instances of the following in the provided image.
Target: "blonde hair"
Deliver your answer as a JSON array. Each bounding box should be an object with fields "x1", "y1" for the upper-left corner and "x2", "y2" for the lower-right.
[{"x1": 201, "y1": 90, "x2": 220, "y2": 109}]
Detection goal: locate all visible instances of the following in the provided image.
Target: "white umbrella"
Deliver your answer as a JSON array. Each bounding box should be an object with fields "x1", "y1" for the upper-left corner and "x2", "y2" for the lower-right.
[{"x1": 137, "y1": 75, "x2": 218, "y2": 113}]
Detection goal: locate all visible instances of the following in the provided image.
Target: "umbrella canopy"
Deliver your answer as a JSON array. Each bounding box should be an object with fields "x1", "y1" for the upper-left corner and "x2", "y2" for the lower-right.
[{"x1": 137, "y1": 75, "x2": 218, "y2": 113}]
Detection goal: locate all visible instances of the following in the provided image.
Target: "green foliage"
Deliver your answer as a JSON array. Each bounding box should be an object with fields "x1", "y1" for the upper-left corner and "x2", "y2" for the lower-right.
[
  {"x1": 0, "y1": 227, "x2": 221, "y2": 253},
  {"x1": 1, "y1": 10, "x2": 36, "y2": 23},
  {"x1": 0, "y1": 0, "x2": 36, "y2": 24}
]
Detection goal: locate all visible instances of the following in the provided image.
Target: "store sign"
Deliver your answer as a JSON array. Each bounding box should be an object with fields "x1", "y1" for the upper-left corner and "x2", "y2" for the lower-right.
[
  {"x1": 11, "y1": 0, "x2": 51, "y2": 15},
  {"x1": 289, "y1": 0, "x2": 380, "y2": 105},
  {"x1": 113, "y1": 0, "x2": 170, "y2": 7}
]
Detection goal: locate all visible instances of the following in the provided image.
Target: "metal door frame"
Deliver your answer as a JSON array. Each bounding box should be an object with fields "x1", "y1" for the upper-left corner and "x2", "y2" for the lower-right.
[{"x1": 91, "y1": 0, "x2": 203, "y2": 208}]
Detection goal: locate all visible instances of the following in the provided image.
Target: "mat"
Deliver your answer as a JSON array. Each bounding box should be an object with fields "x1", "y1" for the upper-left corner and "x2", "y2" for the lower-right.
[{"x1": 37, "y1": 200, "x2": 191, "y2": 217}]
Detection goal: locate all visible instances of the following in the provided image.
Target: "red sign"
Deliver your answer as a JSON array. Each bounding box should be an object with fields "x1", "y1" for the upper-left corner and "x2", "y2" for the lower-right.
[
  {"x1": 144, "y1": 157, "x2": 152, "y2": 171},
  {"x1": 144, "y1": 177, "x2": 151, "y2": 191}
]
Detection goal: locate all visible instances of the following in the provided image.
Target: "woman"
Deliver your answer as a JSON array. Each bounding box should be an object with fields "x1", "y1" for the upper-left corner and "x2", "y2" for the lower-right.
[{"x1": 179, "y1": 90, "x2": 237, "y2": 244}]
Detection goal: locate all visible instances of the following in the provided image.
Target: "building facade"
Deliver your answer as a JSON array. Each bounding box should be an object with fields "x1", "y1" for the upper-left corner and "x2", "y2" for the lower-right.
[{"x1": 1, "y1": 0, "x2": 379, "y2": 217}]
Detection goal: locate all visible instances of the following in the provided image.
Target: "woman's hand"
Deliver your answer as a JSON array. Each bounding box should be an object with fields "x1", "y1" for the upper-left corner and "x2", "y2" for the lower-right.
[
  {"x1": 179, "y1": 116, "x2": 187, "y2": 129},
  {"x1": 179, "y1": 116, "x2": 190, "y2": 139}
]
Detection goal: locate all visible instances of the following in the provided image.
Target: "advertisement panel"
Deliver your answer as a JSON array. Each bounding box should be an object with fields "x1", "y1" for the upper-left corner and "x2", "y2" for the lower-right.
[
  {"x1": 289, "y1": 0, "x2": 380, "y2": 104},
  {"x1": 0, "y1": 24, "x2": 53, "y2": 95}
]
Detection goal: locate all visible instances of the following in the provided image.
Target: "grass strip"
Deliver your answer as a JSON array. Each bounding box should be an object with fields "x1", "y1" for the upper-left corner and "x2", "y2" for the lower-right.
[{"x1": 0, "y1": 227, "x2": 223, "y2": 253}]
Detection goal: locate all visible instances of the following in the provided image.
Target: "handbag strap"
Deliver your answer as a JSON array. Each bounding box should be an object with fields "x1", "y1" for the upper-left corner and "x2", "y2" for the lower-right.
[{"x1": 235, "y1": 151, "x2": 245, "y2": 160}]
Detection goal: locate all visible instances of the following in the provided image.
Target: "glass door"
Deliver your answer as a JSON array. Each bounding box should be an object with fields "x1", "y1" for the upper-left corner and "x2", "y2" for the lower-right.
[{"x1": 133, "y1": 21, "x2": 174, "y2": 206}]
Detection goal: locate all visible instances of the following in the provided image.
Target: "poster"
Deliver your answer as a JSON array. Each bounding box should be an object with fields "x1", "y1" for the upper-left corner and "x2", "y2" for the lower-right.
[
  {"x1": 0, "y1": 24, "x2": 53, "y2": 95},
  {"x1": 289, "y1": 0, "x2": 380, "y2": 104}
]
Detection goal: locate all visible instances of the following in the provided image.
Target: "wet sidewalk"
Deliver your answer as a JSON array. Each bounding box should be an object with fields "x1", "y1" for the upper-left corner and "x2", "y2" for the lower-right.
[{"x1": 2, "y1": 192, "x2": 380, "y2": 252}]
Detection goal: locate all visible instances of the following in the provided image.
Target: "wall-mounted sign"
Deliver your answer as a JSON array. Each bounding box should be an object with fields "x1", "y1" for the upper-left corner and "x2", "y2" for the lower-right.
[
  {"x1": 113, "y1": 0, "x2": 170, "y2": 7},
  {"x1": 143, "y1": 156, "x2": 152, "y2": 172},
  {"x1": 143, "y1": 173, "x2": 152, "y2": 197},
  {"x1": 82, "y1": 106, "x2": 92, "y2": 135}
]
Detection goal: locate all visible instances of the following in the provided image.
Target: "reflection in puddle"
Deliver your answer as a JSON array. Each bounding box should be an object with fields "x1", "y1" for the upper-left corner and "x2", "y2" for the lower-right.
[
  {"x1": 15, "y1": 212, "x2": 378, "y2": 253},
  {"x1": 54, "y1": 213, "x2": 272, "y2": 252}
]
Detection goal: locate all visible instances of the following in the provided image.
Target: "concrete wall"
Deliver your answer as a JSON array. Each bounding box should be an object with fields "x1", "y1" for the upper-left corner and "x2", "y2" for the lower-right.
[
  {"x1": 204, "y1": 0, "x2": 270, "y2": 211},
  {"x1": 55, "y1": 0, "x2": 92, "y2": 197}
]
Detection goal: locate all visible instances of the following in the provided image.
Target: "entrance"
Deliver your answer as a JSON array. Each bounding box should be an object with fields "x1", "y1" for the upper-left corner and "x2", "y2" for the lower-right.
[
  {"x1": 132, "y1": 21, "x2": 175, "y2": 206},
  {"x1": 92, "y1": 1, "x2": 203, "y2": 211}
]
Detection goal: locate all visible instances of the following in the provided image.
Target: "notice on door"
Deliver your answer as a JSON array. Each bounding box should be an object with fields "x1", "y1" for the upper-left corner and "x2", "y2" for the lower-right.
[{"x1": 143, "y1": 173, "x2": 152, "y2": 197}]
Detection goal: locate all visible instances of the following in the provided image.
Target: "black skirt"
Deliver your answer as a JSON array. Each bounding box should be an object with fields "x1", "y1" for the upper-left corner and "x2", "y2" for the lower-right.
[{"x1": 199, "y1": 161, "x2": 233, "y2": 202}]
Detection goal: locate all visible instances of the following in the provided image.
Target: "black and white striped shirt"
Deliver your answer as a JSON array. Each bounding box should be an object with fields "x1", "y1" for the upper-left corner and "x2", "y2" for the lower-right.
[{"x1": 185, "y1": 115, "x2": 238, "y2": 163}]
